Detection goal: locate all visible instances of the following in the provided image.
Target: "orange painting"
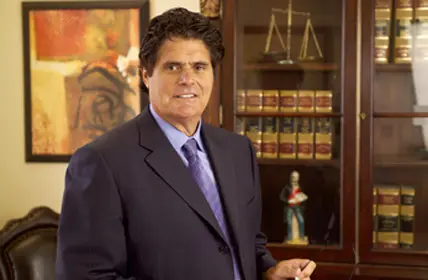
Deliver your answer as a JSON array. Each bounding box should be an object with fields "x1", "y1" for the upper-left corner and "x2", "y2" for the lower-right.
[{"x1": 23, "y1": 2, "x2": 149, "y2": 161}]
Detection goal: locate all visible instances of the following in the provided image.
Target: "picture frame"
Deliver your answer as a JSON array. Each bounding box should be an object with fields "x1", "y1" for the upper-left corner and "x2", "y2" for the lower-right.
[{"x1": 22, "y1": 1, "x2": 150, "y2": 162}]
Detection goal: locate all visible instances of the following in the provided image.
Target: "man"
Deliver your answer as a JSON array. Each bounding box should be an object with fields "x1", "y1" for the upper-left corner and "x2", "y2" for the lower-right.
[{"x1": 56, "y1": 7, "x2": 316, "y2": 280}]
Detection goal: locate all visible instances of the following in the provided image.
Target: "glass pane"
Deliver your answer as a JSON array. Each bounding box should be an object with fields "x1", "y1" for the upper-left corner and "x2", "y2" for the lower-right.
[
  {"x1": 235, "y1": 0, "x2": 343, "y2": 115},
  {"x1": 372, "y1": 118, "x2": 428, "y2": 251},
  {"x1": 373, "y1": 117, "x2": 428, "y2": 163},
  {"x1": 235, "y1": 0, "x2": 344, "y2": 249},
  {"x1": 236, "y1": 116, "x2": 342, "y2": 247},
  {"x1": 372, "y1": 172, "x2": 428, "y2": 251},
  {"x1": 374, "y1": 0, "x2": 428, "y2": 113}
]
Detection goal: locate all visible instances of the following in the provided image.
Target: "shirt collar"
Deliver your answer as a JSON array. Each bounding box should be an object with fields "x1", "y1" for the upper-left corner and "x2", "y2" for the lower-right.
[{"x1": 149, "y1": 104, "x2": 205, "y2": 153}]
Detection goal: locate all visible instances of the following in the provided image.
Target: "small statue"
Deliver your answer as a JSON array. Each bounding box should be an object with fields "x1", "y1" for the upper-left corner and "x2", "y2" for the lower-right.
[
  {"x1": 200, "y1": 0, "x2": 221, "y2": 19},
  {"x1": 280, "y1": 170, "x2": 309, "y2": 245}
]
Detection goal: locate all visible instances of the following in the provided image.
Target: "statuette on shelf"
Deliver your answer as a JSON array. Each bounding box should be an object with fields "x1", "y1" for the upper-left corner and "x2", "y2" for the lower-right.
[{"x1": 279, "y1": 170, "x2": 309, "y2": 245}]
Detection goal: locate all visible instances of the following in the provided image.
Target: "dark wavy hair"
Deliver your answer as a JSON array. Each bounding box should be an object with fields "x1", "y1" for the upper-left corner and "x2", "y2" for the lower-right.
[{"x1": 139, "y1": 7, "x2": 225, "y2": 91}]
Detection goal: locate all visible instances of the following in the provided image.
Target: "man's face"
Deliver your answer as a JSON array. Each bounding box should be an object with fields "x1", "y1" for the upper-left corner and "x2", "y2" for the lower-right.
[{"x1": 142, "y1": 37, "x2": 214, "y2": 126}]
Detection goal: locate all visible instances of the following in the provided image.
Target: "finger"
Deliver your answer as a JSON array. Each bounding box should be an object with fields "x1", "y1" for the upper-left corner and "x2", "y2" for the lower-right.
[
  {"x1": 298, "y1": 260, "x2": 316, "y2": 279},
  {"x1": 300, "y1": 259, "x2": 312, "y2": 270},
  {"x1": 294, "y1": 277, "x2": 310, "y2": 280},
  {"x1": 286, "y1": 258, "x2": 309, "y2": 268},
  {"x1": 276, "y1": 265, "x2": 301, "y2": 278}
]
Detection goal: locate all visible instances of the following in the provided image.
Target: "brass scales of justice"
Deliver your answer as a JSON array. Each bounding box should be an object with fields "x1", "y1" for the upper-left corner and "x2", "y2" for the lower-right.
[{"x1": 263, "y1": 0, "x2": 323, "y2": 64}]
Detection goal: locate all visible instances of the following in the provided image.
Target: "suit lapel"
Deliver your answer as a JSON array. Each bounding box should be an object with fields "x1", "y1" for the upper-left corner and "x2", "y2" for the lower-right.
[
  {"x1": 137, "y1": 108, "x2": 225, "y2": 240},
  {"x1": 202, "y1": 125, "x2": 248, "y2": 277}
]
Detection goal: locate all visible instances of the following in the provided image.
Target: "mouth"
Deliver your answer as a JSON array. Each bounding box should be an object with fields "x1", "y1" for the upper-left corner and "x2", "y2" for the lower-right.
[{"x1": 174, "y1": 93, "x2": 198, "y2": 99}]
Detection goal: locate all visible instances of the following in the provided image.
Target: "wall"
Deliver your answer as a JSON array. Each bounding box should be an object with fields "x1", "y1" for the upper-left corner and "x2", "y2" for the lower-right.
[{"x1": 0, "y1": 0, "x2": 200, "y2": 228}]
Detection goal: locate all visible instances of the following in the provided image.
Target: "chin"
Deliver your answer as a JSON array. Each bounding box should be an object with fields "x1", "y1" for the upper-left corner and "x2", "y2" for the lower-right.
[{"x1": 174, "y1": 110, "x2": 203, "y2": 121}]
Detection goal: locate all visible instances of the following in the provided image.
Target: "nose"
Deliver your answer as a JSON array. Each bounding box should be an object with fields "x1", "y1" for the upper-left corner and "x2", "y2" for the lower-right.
[{"x1": 178, "y1": 69, "x2": 195, "y2": 86}]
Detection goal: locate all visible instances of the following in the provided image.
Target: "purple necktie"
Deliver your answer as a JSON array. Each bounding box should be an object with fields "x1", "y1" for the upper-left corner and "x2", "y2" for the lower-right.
[{"x1": 182, "y1": 138, "x2": 241, "y2": 280}]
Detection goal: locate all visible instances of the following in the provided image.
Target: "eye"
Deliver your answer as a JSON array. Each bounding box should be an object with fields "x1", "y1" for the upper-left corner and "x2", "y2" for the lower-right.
[
  {"x1": 195, "y1": 63, "x2": 207, "y2": 71},
  {"x1": 166, "y1": 64, "x2": 179, "y2": 71}
]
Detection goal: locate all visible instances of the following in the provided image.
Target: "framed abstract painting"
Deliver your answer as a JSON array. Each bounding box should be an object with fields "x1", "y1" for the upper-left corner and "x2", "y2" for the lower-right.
[{"x1": 22, "y1": 1, "x2": 150, "y2": 162}]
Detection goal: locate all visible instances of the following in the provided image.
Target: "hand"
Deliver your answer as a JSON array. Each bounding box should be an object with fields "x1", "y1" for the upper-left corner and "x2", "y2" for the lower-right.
[{"x1": 263, "y1": 258, "x2": 316, "y2": 280}]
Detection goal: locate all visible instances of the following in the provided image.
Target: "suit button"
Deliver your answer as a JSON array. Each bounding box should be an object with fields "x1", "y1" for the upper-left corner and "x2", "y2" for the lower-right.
[{"x1": 218, "y1": 245, "x2": 230, "y2": 254}]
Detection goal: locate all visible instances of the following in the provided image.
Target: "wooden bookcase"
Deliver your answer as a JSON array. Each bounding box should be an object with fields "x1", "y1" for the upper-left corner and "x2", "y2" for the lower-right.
[{"x1": 212, "y1": 0, "x2": 428, "y2": 279}]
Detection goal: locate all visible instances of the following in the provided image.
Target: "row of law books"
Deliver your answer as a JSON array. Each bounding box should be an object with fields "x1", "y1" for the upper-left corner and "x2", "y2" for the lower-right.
[
  {"x1": 375, "y1": 0, "x2": 428, "y2": 64},
  {"x1": 235, "y1": 116, "x2": 333, "y2": 160},
  {"x1": 236, "y1": 89, "x2": 333, "y2": 113},
  {"x1": 373, "y1": 184, "x2": 416, "y2": 249}
]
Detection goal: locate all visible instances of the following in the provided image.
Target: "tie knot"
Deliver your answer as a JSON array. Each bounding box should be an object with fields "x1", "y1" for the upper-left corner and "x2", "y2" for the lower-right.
[{"x1": 182, "y1": 138, "x2": 198, "y2": 161}]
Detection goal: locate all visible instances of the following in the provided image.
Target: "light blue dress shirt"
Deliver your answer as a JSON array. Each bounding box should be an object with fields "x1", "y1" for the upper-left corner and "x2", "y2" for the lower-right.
[{"x1": 149, "y1": 104, "x2": 217, "y2": 184}]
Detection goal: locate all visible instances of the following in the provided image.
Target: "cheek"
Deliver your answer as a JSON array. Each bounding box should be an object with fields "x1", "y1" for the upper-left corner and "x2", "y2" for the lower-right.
[
  {"x1": 201, "y1": 75, "x2": 214, "y2": 95},
  {"x1": 149, "y1": 79, "x2": 171, "y2": 102}
]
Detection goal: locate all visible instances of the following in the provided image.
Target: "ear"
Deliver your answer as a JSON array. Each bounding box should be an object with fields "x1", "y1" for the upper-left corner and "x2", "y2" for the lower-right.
[{"x1": 141, "y1": 68, "x2": 149, "y2": 89}]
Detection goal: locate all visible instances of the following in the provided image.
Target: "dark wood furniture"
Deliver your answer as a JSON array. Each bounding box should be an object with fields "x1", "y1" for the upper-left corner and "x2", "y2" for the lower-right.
[{"x1": 215, "y1": 0, "x2": 428, "y2": 279}]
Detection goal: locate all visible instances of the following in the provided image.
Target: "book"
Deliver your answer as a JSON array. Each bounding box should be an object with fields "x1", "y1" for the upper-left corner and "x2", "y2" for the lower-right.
[
  {"x1": 373, "y1": 187, "x2": 379, "y2": 247},
  {"x1": 245, "y1": 117, "x2": 263, "y2": 158},
  {"x1": 279, "y1": 90, "x2": 297, "y2": 112},
  {"x1": 376, "y1": 185, "x2": 400, "y2": 249},
  {"x1": 315, "y1": 117, "x2": 333, "y2": 160},
  {"x1": 263, "y1": 90, "x2": 279, "y2": 112},
  {"x1": 297, "y1": 118, "x2": 314, "y2": 159},
  {"x1": 235, "y1": 117, "x2": 246, "y2": 136},
  {"x1": 393, "y1": 0, "x2": 413, "y2": 63},
  {"x1": 297, "y1": 90, "x2": 315, "y2": 112},
  {"x1": 399, "y1": 185, "x2": 415, "y2": 248},
  {"x1": 262, "y1": 117, "x2": 279, "y2": 159},
  {"x1": 414, "y1": 0, "x2": 428, "y2": 60},
  {"x1": 246, "y1": 89, "x2": 263, "y2": 112},
  {"x1": 315, "y1": 90, "x2": 333, "y2": 112},
  {"x1": 279, "y1": 117, "x2": 297, "y2": 159},
  {"x1": 375, "y1": 0, "x2": 393, "y2": 63},
  {"x1": 236, "y1": 89, "x2": 246, "y2": 112}
]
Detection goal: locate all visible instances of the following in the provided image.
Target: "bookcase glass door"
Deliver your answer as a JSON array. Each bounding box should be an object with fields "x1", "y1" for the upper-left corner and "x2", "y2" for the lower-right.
[
  {"x1": 232, "y1": 0, "x2": 346, "y2": 250},
  {"x1": 362, "y1": 0, "x2": 428, "y2": 266}
]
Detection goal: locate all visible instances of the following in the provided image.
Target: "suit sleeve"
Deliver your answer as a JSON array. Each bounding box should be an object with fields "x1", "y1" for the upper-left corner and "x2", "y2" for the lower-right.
[
  {"x1": 56, "y1": 146, "x2": 135, "y2": 280},
  {"x1": 246, "y1": 138, "x2": 278, "y2": 277}
]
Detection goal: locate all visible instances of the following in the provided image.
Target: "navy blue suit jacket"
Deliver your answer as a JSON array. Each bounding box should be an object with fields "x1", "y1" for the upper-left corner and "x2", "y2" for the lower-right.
[{"x1": 56, "y1": 106, "x2": 277, "y2": 280}]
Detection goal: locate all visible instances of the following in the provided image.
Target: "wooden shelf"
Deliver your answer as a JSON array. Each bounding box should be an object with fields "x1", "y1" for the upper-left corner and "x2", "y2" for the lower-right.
[
  {"x1": 373, "y1": 112, "x2": 428, "y2": 118},
  {"x1": 356, "y1": 263, "x2": 428, "y2": 279},
  {"x1": 236, "y1": 112, "x2": 342, "y2": 118},
  {"x1": 243, "y1": 62, "x2": 337, "y2": 71},
  {"x1": 257, "y1": 158, "x2": 340, "y2": 167},
  {"x1": 375, "y1": 63, "x2": 411, "y2": 72},
  {"x1": 375, "y1": 159, "x2": 428, "y2": 167},
  {"x1": 375, "y1": 63, "x2": 428, "y2": 72}
]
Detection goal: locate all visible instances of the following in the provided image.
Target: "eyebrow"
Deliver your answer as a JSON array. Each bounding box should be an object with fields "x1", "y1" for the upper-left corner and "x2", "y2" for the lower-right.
[{"x1": 163, "y1": 61, "x2": 210, "y2": 67}]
